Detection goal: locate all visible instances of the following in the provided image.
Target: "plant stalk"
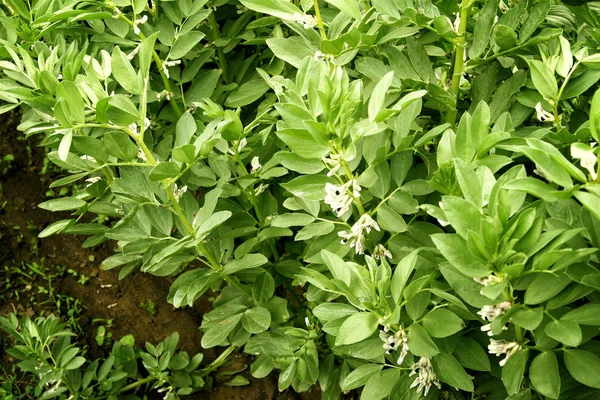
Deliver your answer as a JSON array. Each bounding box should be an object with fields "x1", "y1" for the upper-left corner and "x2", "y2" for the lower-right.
[
  {"x1": 208, "y1": 11, "x2": 229, "y2": 84},
  {"x1": 313, "y1": 0, "x2": 327, "y2": 40},
  {"x1": 446, "y1": 0, "x2": 471, "y2": 126}
]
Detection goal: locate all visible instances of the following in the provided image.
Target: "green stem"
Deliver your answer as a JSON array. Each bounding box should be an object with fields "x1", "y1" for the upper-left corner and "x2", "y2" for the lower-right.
[
  {"x1": 446, "y1": 0, "x2": 471, "y2": 126},
  {"x1": 340, "y1": 160, "x2": 366, "y2": 214},
  {"x1": 201, "y1": 345, "x2": 236, "y2": 375},
  {"x1": 208, "y1": 11, "x2": 229, "y2": 84},
  {"x1": 313, "y1": 0, "x2": 327, "y2": 40},
  {"x1": 553, "y1": 60, "x2": 580, "y2": 129},
  {"x1": 117, "y1": 376, "x2": 156, "y2": 394}
]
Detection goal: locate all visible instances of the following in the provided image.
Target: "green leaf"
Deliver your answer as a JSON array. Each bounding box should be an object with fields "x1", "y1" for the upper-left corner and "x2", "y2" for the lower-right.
[
  {"x1": 325, "y1": 0, "x2": 361, "y2": 19},
  {"x1": 526, "y1": 59, "x2": 558, "y2": 100},
  {"x1": 369, "y1": 71, "x2": 394, "y2": 122},
  {"x1": 407, "y1": 324, "x2": 439, "y2": 357},
  {"x1": 58, "y1": 130, "x2": 73, "y2": 162},
  {"x1": 266, "y1": 37, "x2": 314, "y2": 68},
  {"x1": 422, "y1": 309, "x2": 465, "y2": 338},
  {"x1": 277, "y1": 152, "x2": 324, "y2": 174},
  {"x1": 239, "y1": 0, "x2": 301, "y2": 19},
  {"x1": 376, "y1": 204, "x2": 407, "y2": 233},
  {"x1": 313, "y1": 303, "x2": 357, "y2": 322},
  {"x1": 530, "y1": 352, "x2": 560, "y2": 399},
  {"x1": 519, "y1": 0, "x2": 550, "y2": 44},
  {"x1": 104, "y1": 131, "x2": 138, "y2": 161},
  {"x1": 544, "y1": 320, "x2": 582, "y2": 347},
  {"x1": 170, "y1": 31, "x2": 206, "y2": 59},
  {"x1": 469, "y1": 0, "x2": 500, "y2": 59},
  {"x1": 562, "y1": 304, "x2": 600, "y2": 325},
  {"x1": 360, "y1": 369, "x2": 402, "y2": 400},
  {"x1": 431, "y1": 234, "x2": 490, "y2": 278},
  {"x1": 510, "y1": 307, "x2": 543, "y2": 330},
  {"x1": 390, "y1": 249, "x2": 419, "y2": 304},
  {"x1": 335, "y1": 312, "x2": 379, "y2": 346},
  {"x1": 107, "y1": 95, "x2": 140, "y2": 126},
  {"x1": 241, "y1": 307, "x2": 271, "y2": 334},
  {"x1": 271, "y1": 213, "x2": 315, "y2": 228},
  {"x1": 39, "y1": 219, "x2": 75, "y2": 238},
  {"x1": 222, "y1": 253, "x2": 268, "y2": 275},
  {"x1": 575, "y1": 191, "x2": 600, "y2": 221},
  {"x1": 280, "y1": 175, "x2": 334, "y2": 201},
  {"x1": 111, "y1": 47, "x2": 142, "y2": 94},
  {"x1": 226, "y1": 79, "x2": 270, "y2": 108},
  {"x1": 432, "y1": 353, "x2": 474, "y2": 392},
  {"x1": 524, "y1": 273, "x2": 571, "y2": 305},
  {"x1": 39, "y1": 197, "x2": 86, "y2": 212},
  {"x1": 454, "y1": 337, "x2": 491, "y2": 371},
  {"x1": 201, "y1": 313, "x2": 243, "y2": 348},
  {"x1": 295, "y1": 221, "x2": 334, "y2": 241},
  {"x1": 149, "y1": 162, "x2": 180, "y2": 181},
  {"x1": 564, "y1": 350, "x2": 600, "y2": 388},
  {"x1": 341, "y1": 364, "x2": 383, "y2": 391},
  {"x1": 502, "y1": 349, "x2": 528, "y2": 396},
  {"x1": 494, "y1": 24, "x2": 517, "y2": 50},
  {"x1": 56, "y1": 81, "x2": 85, "y2": 124},
  {"x1": 139, "y1": 32, "x2": 159, "y2": 79}
]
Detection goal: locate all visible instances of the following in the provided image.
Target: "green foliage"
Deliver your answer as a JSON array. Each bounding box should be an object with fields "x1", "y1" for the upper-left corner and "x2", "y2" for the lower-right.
[{"x1": 2, "y1": 0, "x2": 600, "y2": 398}]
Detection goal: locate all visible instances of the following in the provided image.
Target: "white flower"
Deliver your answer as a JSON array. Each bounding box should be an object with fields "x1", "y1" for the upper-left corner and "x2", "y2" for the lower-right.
[
  {"x1": 80, "y1": 155, "x2": 95, "y2": 161},
  {"x1": 372, "y1": 244, "x2": 392, "y2": 260},
  {"x1": 251, "y1": 156, "x2": 261, "y2": 173},
  {"x1": 535, "y1": 102, "x2": 555, "y2": 123},
  {"x1": 324, "y1": 180, "x2": 360, "y2": 217},
  {"x1": 473, "y1": 273, "x2": 505, "y2": 287},
  {"x1": 313, "y1": 51, "x2": 334, "y2": 63},
  {"x1": 453, "y1": 12, "x2": 461, "y2": 33},
  {"x1": 499, "y1": 0, "x2": 509, "y2": 13},
  {"x1": 128, "y1": 122, "x2": 138, "y2": 135},
  {"x1": 294, "y1": 12, "x2": 317, "y2": 29},
  {"x1": 164, "y1": 59, "x2": 181, "y2": 67},
  {"x1": 478, "y1": 301, "x2": 511, "y2": 336},
  {"x1": 137, "y1": 148, "x2": 148, "y2": 162},
  {"x1": 133, "y1": 14, "x2": 148, "y2": 35},
  {"x1": 571, "y1": 143, "x2": 598, "y2": 181},
  {"x1": 255, "y1": 183, "x2": 269, "y2": 195},
  {"x1": 156, "y1": 90, "x2": 174, "y2": 100},
  {"x1": 409, "y1": 357, "x2": 442, "y2": 396},
  {"x1": 227, "y1": 138, "x2": 248, "y2": 155},
  {"x1": 173, "y1": 184, "x2": 187, "y2": 201},
  {"x1": 322, "y1": 154, "x2": 342, "y2": 177},
  {"x1": 85, "y1": 176, "x2": 101, "y2": 185},
  {"x1": 338, "y1": 213, "x2": 380, "y2": 255},
  {"x1": 488, "y1": 339, "x2": 522, "y2": 367},
  {"x1": 379, "y1": 327, "x2": 409, "y2": 365}
]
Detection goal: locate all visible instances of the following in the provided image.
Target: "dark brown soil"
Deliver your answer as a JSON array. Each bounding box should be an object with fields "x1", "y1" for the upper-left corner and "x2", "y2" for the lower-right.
[{"x1": 0, "y1": 111, "x2": 321, "y2": 399}]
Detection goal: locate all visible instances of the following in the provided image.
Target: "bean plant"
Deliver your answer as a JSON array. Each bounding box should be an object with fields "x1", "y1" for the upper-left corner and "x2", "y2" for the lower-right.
[{"x1": 2, "y1": 0, "x2": 600, "y2": 398}]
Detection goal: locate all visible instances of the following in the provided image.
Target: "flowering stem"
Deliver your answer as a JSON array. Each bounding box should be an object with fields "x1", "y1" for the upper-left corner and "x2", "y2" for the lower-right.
[
  {"x1": 313, "y1": 0, "x2": 327, "y2": 40},
  {"x1": 340, "y1": 160, "x2": 366, "y2": 214},
  {"x1": 446, "y1": 0, "x2": 472, "y2": 127}
]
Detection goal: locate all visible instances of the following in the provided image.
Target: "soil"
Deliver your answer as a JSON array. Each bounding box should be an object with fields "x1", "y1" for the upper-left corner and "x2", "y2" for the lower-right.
[{"x1": 0, "y1": 111, "x2": 322, "y2": 400}]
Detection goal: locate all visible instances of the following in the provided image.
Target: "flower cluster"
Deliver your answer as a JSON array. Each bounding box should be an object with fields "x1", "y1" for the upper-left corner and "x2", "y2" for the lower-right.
[
  {"x1": 338, "y1": 214, "x2": 379, "y2": 255},
  {"x1": 488, "y1": 339, "x2": 522, "y2": 367},
  {"x1": 173, "y1": 184, "x2": 188, "y2": 201},
  {"x1": 473, "y1": 273, "x2": 505, "y2": 287},
  {"x1": 251, "y1": 156, "x2": 261, "y2": 173},
  {"x1": 294, "y1": 12, "x2": 317, "y2": 29},
  {"x1": 535, "y1": 102, "x2": 555, "y2": 123},
  {"x1": 322, "y1": 153, "x2": 343, "y2": 177},
  {"x1": 478, "y1": 301, "x2": 511, "y2": 336},
  {"x1": 132, "y1": 15, "x2": 148, "y2": 35},
  {"x1": 324, "y1": 180, "x2": 360, "y2": 217},
  {"x1": 409, "y1": 357, "x2": 442, "y2": 396},
  {"x1": 571, "y1": 143, "x2": 598, "y2": 181},
  {"x1": 314, "y1": 51, "x2": 335, "y2": 63},
  {"x1": 379, "y1": 327, "x2": 409, "y2": 365},
  {"x1": 162, "y1": 59, "x2": 181, "y2": 79},
  {"x1": 372, "y1": 243, "x2": 392, "y2": 260}
]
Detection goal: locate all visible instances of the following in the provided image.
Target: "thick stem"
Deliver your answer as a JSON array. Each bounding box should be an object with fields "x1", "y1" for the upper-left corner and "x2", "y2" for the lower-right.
[
  {"x1": 446, "y1": 0, "x2": 471, "y2": 126},
  {"x1": 313, "y1": 0, "x2": 327, "y2": 40},
  {"x1": 201, "y1": 345, "x2": 236, "y2": 375}
]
